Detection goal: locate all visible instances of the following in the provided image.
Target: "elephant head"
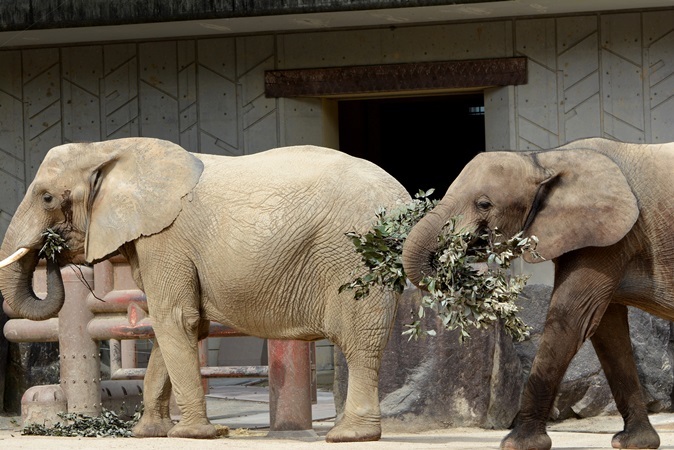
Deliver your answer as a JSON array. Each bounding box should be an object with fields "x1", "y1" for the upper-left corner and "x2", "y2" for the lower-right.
[
  {"x1": 402, "y1": 149, "x2": 640, "y2": 287},
  {"x1": 0, "y1": 138, "x2": 203, "y2": 320}
]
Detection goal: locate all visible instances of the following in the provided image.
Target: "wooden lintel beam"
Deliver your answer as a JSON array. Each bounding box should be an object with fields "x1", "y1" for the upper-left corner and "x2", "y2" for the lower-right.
[{"x1": 265, "y1": 57, "x2": 527, "y2": 98}]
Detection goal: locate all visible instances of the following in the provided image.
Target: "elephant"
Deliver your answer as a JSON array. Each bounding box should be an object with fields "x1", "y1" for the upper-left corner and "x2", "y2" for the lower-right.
[
  {"x1": 401, "y1": 137, "x2": 674, "y2": 450},
  {"x1": 0, "y1": 137, "x2": 411, "y2": 442}
]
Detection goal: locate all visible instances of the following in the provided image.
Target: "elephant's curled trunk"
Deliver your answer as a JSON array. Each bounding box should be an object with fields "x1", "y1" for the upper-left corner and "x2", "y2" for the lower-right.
[
  {"x1": 0, "y1": 251, "x2": 65, "y2": 321},
  {"x1": 402, "y1": 210, "x2": 446, "y2": 288}
]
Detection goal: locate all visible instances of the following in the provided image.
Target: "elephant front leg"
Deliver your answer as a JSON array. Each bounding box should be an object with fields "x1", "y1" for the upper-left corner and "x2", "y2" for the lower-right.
[
  {"x1": 502, "y1": 254, "x2": 621, "y2": 450},
  {"x1": 150, "y1": 307, "x2": 216, "y2": 439},
  {"x1": 591, "y1": 303, "x2": 659, "y2": 449},
  {"x1": 133, "y1": 339, "x2": 175, "y2": 437}
]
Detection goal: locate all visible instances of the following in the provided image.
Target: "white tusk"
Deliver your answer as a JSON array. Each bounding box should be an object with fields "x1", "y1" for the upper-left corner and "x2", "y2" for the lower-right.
[{"x1": 0, "y1": 248, "x2": 30, "y2": 269}]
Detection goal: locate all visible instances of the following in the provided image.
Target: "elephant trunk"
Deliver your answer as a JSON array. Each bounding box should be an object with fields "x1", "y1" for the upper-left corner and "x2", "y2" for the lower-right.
[
  {"x1": 402, "y1": 209, "x2": 448, "y2": 288},
  {"x1": 0, "y1": 250, "x2": 65, "y2": 321}
]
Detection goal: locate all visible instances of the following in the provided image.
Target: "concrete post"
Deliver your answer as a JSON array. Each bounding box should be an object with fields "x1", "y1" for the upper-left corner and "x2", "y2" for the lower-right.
[
  {"x1": 267, "y1": 339, "x2": 316, "y2": 438},
  {"x1": 58, "y1": 265, "x2": 101, "y2": 416}
]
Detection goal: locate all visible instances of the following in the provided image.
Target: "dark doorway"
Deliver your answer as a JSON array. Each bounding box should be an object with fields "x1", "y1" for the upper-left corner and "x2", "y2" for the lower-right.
[{"x1": 338, "y1": 94, "x2": 485, "y2": 200}]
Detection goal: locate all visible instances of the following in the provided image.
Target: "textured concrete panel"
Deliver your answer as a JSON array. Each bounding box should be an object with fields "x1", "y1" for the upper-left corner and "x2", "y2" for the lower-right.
[
  {"x1": 601, "y1": 13, "x2": 645, "y2": 143},
  {"x1": 237, "y1": 35, "x2": 277, "y2": 149},
  {"x1": 198, "y1": 38, "x2": 236, "y2": 80},
  {"x1": 601, "y1": 13, "x2": 642, "y2": 66},
  {"x1": 198, "y1": 67, "x2": 238, "y2": 155},
  {"x1": 557, "y1": 15, "x2": 597, "y2": 56},
  {"x1": 0, "y1": 50, "x2": 22, "y2": 98},
  {"x1": 0, "y1": 89, "x2": 23, "y2": 161},
  {"x1": 102, "y1": 44, "x2": 139, "y2": 139},
  {"x1": 601, "y1": 51, "x2": 645, "y2": 142},
  {"x1": 516, "y1": 18, "x2": 556, "y2": 71},
  {"x1": 139, "y1": 42, "x2": 180, "y2": 141},
  {"x1": 177, "y1": 41, "x2": 198, "y2": 152},
  {"x1": 557, "y1": 17, "x2": 601, "y2": 141},
  {"x1": 62, "y1": 46, "x2": 102, "y2": 143},
  {"x1": 516, "y1": 60, "x2": 559, "y2": 149},
  {"x1": 381, "y1": 21, "x2": 511, "y2": 63},
  {"x1": 565, "y1": 96, "x2": 601, "y2": 141},
  {"x1": 644, "y1": 10, "x2": 674, "y2": 143},
  {"x1": 22, "y1": 48, "x2": 61, "y2": 178}
]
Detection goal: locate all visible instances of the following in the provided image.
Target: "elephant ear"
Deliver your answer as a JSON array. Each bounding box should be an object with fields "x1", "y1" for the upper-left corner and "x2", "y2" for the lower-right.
[
  {"x1": 522, "y1": 149, "x2": 638, "y2": 263},
  {"x1": 85, "y1": 138, "x2": 204, "y2": 263}
]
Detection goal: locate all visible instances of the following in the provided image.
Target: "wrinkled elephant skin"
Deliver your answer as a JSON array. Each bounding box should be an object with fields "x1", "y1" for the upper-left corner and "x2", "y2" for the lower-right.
[
  {"x1": 402, "y1": 137, "x2": 671, "y2": 450},
  {"x1": 0, "y1": 138, "x2": 411, "y2": 441}
]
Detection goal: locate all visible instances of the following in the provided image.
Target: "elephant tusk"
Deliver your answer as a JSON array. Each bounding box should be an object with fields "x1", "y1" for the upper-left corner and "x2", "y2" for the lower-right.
[{"x1": 0, "y1": 247, "x2": 30, "y2": 268}]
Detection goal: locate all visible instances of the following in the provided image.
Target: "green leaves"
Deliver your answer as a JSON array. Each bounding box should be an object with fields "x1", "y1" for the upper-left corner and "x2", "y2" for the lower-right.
[
  {"x1": 405, "y1": 219, "x2": 539, "y2": 343},
  {"x1": 22, "y1": 408, "x2": 142, "y2": 437},
  {"x1": 39, "y1": 228, "x2": 68, "y2": 262},
  {"x1": 341, "y1": 190, "x2": 542, "y2": 344},
  {"x1": 339, "y1": 189, "x2": 438, "y2": 300}
]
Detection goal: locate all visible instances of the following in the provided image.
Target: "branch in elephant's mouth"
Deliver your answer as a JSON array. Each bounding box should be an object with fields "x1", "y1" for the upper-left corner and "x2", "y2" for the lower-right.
[
  {"x1": 38, "y1": 228, "x2": 104, "y2": 302},
  {"x1": 39, "y1": 228, "x2": 69, "y2": 263}
]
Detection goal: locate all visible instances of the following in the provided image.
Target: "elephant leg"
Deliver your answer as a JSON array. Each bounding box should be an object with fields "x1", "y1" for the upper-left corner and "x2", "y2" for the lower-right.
[
  {"x1": 151, "y1": 314, "x2": 215, "y2": 439},
  {"x1": 139, "y1": 260, "x2": 215, "y2": 440},
  {"x1": 326, "y1": 354, "x2": 382, "y2": 443},
  {"x1": 501, "y1": 250, "x2": 623, "y2": 450},
  {"x1": 590, "y1": 303, "x2": 659, "y2": 449},
  {"x1": 325, "y1": 295, "x2": 393, "y2": 443},
  {"x1": 132, "y1": 339, "x2": 175, "y2": 437}
]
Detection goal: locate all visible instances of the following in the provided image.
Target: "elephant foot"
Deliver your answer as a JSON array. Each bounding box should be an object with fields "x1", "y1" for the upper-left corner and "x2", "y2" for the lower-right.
[
  {"x1": 325, "y1": 417, "x2": 381, "y2": 443},
  {"x1": 167, "y1": 420, "x2": 217, "y2": 439},
  {"x1": 132, "y1": 415, "x2": 175, "y2": 438},
  {"x1": 611, "y1": 427, "x2": 660, "y2": 449},
  {"x1": 500, "y1": 428, "x2": 551, "y2": 450}
]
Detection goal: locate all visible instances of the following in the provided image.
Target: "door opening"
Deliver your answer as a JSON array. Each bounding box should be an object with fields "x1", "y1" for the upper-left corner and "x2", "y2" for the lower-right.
[{"x1": 338, "y1": 93, "x2": 485, "y2": 200}]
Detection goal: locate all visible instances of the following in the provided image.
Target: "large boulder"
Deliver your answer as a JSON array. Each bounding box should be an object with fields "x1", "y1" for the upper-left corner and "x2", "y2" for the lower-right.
[
  {"x1": 335, "y1": 285, "x2": 524, "y2": 431},
  {"x1": 334, "y1": 282, "x2": 674, "y2": 430}
]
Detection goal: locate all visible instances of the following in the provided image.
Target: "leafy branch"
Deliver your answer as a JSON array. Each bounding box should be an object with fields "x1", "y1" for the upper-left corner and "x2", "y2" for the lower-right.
[
  {"x1": 341, "y1": 190, "x2": 541, "y2": 343},
  {"x1": 339, "y1": 189, "x2": 438, "y2": 300},
  {"x1": 39, "y1": 228, "x2": 68, "y2": 262},
  {"x1": 22, "y1": 408, "x2": 141, "y2": 438}
]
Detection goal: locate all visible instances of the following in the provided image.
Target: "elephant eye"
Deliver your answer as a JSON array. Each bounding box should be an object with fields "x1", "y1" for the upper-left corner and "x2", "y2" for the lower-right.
[
  {"x1": 42, "y1": 193, "x2": 54, "y2": 204},
  {"x1": 476, "y1": 199, "x2": 492, "y2": 211}
]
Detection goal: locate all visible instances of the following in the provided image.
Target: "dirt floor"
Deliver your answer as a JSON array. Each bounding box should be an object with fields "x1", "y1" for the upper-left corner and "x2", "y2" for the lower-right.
[
  {"x1": 4, "y1": 381, "x2": 674, "y2": 449},
  {"x1": 4, "y1": 412, "x2": 674, "y2": 449}
]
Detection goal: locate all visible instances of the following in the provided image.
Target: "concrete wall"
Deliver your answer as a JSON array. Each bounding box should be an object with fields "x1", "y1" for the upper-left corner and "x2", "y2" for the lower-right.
[
  {"x1": 2, "y1": 10, "x2": 673, "y2": 235},
  {"x1": 1, "y1": 9, "x2": 673, "y2": 364}
]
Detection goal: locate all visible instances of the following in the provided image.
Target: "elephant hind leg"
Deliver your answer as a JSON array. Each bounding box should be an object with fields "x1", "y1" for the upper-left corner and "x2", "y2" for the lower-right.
[
  {"x1": 591, "y1": 303, "x2": 660, "y2": 449},
  {"x1": 325, "y1": 308, "x2": 391, "y2": 442},
  {"x1": 325, "y1": 361, "x2": 382, "y2": 443}
]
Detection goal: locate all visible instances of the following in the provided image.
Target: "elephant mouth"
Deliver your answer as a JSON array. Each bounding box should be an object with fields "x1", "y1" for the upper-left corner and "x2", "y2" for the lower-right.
[{"x1": 43, "y1": 226, "x2": 85, "y2": 265}]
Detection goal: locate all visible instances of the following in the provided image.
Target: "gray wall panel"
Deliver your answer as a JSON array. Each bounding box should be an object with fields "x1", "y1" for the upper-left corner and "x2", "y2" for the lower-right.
[
  {"x1": 644, "y1": 10, "x2": 674, "y2": 143},
  {"x1": 102, "y1": 44, "x2": 139, "y2": 139},
  {"x1": 62, "y1": 46, "x2": 103, "y2": 143},
  {"x1": 22, "y1": 48, "x2": 61, "y2": 180},
  {"x1": 139, "y1": 42, "x2": 180, "y2": 142},
  {"x1": 1, "y1": 9, "x2": 674, "y2": 238}
]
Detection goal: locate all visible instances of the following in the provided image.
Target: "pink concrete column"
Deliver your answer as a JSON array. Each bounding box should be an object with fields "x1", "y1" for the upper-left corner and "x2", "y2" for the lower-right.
[
  {"x1": 58, "y1": 265, "x2": 101, "y2": 416},
  {"x1": 267, "y1": 339, "x2": 316, "y2": 437}
]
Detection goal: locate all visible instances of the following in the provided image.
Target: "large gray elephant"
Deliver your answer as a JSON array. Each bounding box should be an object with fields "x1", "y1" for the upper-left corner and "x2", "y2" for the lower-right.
[
  {"x1": 401, "y1": 137, "x2": 674, "y2": 450},
  {"x1": 0, "y1": 137, "x2": 410, "y2": 441}
]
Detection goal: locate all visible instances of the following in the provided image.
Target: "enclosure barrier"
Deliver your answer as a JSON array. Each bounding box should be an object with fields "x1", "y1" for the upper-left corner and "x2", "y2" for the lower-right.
[{"x1": 3, "y1": 256, "x2": 317, "y2": 434}]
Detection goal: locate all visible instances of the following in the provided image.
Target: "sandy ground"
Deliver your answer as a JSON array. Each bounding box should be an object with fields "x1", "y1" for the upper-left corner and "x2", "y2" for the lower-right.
[
  {"x1": 4, "y1": 382, "x2": 674, "y2": 449},
  {"x1": 4, "y1": 413, "x2": 674, "y2": 449}
]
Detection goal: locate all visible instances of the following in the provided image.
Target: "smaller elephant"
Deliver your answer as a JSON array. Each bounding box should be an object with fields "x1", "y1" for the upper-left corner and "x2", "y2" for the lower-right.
[
  {"x1": 0, "y1": 137, "x2": 411, "y2": 442},
  {"x1": 402, "y1": 137, "x2": 674, "y2": 450}
]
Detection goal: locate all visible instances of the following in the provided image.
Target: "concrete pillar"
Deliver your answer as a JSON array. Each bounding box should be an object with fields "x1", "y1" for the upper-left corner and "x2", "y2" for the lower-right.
[
  {"x1": 267, "y1": 339, "x2": 316, "y2": 438},
  {"x1": 58, "y1": 265, "x2": 101, "y2": 416}
]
